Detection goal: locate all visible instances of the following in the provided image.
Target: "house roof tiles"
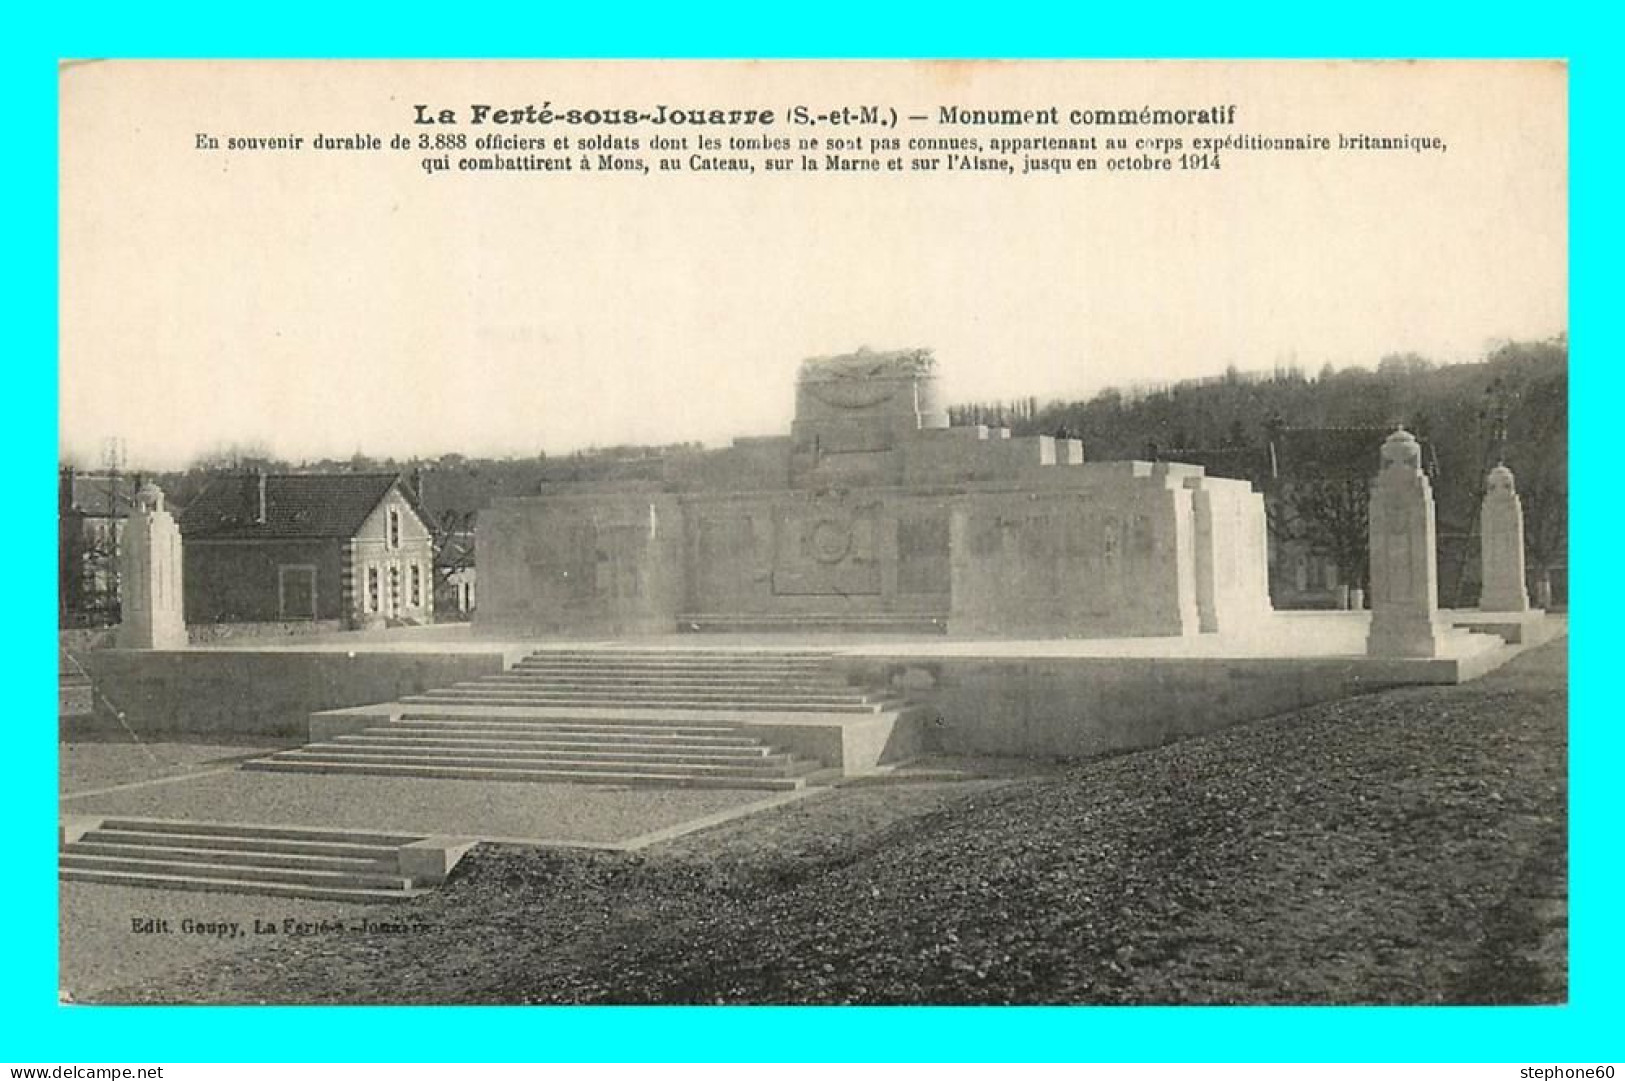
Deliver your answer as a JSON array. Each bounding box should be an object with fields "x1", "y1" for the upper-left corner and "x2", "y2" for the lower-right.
[{"x1": 179, "y1": 472, "x2": 426, "y2": 540}]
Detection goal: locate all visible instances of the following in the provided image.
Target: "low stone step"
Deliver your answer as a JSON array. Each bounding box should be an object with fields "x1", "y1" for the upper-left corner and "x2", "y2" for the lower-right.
[
  {"x1": 461, "y1": 682, "x2": 864, "y2": 699},
  {"x1": 521, "y1": 656, "x2": 834, "y2": 666},
  {"x1": 503, "y1": 666, "x2": 838, "y2": 682},
  {"x1": 676, "y1": 614, "x2": 948, "y2": 635},
  {"x1": 397, "y1": 713, "x2": 750, "y2": 736},
  {"x1": 427, "y1": 684, "x2": 874, "y2": 703},
  {"x1": 335, "y1": 733, "x2": 779, "y2": 759},
  {"x1": 391, "y1": 705, "x2": 898, "y2": 728},
  {"x1": 486, "y1": 673, "x2": 855, "y2": 690},
  {"x1": 259, "y1": 747, "x2": 813, "y2": 779},
  {"x1": 512, "y1": 665, "x2": 839, "y2": 679},
  {"x1": 92, "y1": 818, "x2": 415, "y2": 848},
  {"x1": 244, "y1": 757, "x2": 806, "y2": 790},
  {"x1": 60, "y1": 852, "x2": 413, "y2": 890},
  {"x1": 59, "y1": 867, "x2": 421, "y2": 902},
  {"x1": 67, "y1": 840, "x2": 397, "y2": 873},
  {"x1": 524, "y1": 650, "x2": 835, "y2": 660},
  {"x1": 385, "y1": 721, "x2": 760, "y2": 747},
  {"x1": 75, "y1": 827, "x2": 401, "y2": 861},
  {"x1": 402, "y1": 693, "x2": 894, "y2": 714},
  {"x1": 310, "y1": 739, "x2": 796, "y2": 769}
]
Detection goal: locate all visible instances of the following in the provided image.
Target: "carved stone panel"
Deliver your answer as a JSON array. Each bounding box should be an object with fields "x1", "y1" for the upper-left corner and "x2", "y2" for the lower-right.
[
  {"x1": 897, "y1": 511, "x2": 951, "y2": 595},
  {"x1": 771, "y1": 504, "x2": 882, "y2": 596}
]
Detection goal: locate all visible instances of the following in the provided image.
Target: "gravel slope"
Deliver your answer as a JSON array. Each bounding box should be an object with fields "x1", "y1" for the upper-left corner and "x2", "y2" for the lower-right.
[{"x1": 94, "y1": 638, "x2": 1566, "y2": 1005}]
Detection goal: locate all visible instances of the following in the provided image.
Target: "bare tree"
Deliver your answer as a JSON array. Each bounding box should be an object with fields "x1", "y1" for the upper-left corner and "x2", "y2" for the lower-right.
[
  {"x1": 430, "y1": 509, "x2": 477, "y2": 591},
  {"x1": 1274, "y1": 478, "x2": 1371, "y2": 594}
]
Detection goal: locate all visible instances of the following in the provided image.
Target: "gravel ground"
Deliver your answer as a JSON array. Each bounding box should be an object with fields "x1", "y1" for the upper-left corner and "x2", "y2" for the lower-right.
[
  {"x1": 63, "y1": 770, "x2": 767, "y2": 842},
  {"x1": 60, "y1": 882, "x2": 378, "y2": 1003},
  {"x1": 60, "y1": 740, "x2": 286, "y2": 796},
  {"x1": 89, "y1": 638, "x2": 1566, "y2": 1005}
]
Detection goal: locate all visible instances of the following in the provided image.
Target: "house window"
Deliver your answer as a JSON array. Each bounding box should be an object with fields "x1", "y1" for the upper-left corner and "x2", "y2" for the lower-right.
[
  {"x1": 366, "y1": 566, "x2": 380, "y2": 612},
  {"x1": 410, "y1": 563, "x2": 421, "y2": 607},
  {"x1": 279, "y1": 565, "x2": 317, "y2": 620},
  {"x1": 388, "y1": 508, "x2": 402, "y2": 549},
  {"x1": 389, "y1": 565, "x2": 401, "y2": 616}
]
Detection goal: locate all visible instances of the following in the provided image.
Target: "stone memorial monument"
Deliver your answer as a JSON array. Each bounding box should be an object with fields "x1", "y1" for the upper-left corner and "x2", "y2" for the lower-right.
[
  {"x1": 480, "y1": 348, "x2": 1274, "y2": 639},
  {"x1": 1479, "y1": 464, "x2": 1531, "y2": 613},
  {"x1": 1366, "y1": 428, "x2": 1449, "y2": 658},
  {"x1": 116, "y1": 481, "x2": 187, "y2": 649}
]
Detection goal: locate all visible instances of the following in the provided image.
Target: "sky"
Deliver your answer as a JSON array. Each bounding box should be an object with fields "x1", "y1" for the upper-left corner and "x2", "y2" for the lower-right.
[{"x1": 59, "y1": 60, "x2": 1568, "y2": 470}]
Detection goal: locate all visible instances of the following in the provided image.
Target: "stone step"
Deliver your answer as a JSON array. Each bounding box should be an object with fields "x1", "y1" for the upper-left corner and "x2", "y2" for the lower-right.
[
  {"x1": 463, "y1": 682, "x2": 864, "y2": 699},
  {"x1": 517, "y1": 654, "x2": 837, "y2": 664},
  {"x1": 396, "y1": 713, "x2": 751, "y2": 736},
  {"x1": 59, "y1": 852, "x2": 414, "y2": 890},
  {"x1": 92, "y1": 818, "x2": 415, "y2": 848},
  {"x1": 76, "y1": 827, "x2": 402, "y2": 861},
  {"x1": 335, "y1": 732, "x2": 779, "y2": 759},
  {"x1": 259, "y1": 746, "x2": 815, "y2": 779},
  {"x1": 68, "y1": 839, "x2": 398, "y2": 873},
  {"x1": 403, "y1": 692, "x2": 895, "y2": 713},
  {"x1": 59, "y1": 867, "x2": 422, "y2": 903},
  {"x1": 523, "y1": 650, "x2": 836, "y2": 660},
  {"x1": 387, "y1": 720, "x2": 760, "y2": 746},
  {"x1": 488, "y1": 673, "x2": 855, "y2": 690},
  {"x1": 675, "y1": 613, "x2": 948, "y2": 635},
  {"x1": 243, "y1": 757, "x2": 806, "y2": 790},
  {"x1": 512, "y1": 663, "x2": 839, "y2": 677},
  {"x1": 511, "y1": 662, "x2": 839, "y2": 677},
  {"x1": 425, "y1": 685, "x2": 876, "y2": 705}
]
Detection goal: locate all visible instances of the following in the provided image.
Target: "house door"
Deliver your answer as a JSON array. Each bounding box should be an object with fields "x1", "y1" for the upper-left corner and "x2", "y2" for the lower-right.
[{"x1": 279, "y1": 565, "x2": 317, "y2": 620}]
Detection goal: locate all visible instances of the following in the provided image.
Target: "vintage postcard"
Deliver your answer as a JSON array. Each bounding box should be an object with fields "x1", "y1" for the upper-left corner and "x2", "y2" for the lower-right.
[{"x1": 57, "y1": 59, "x2": 1567, "y2": 1008}]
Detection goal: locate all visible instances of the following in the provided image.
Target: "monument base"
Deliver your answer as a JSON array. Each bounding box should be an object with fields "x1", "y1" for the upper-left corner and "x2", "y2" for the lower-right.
[
  {"x1": 1451, "y1": 608, "x2": 1557, "y2": 647},
  {"x1": 1479, "y1": 590, "x2": 1532, "y2": 614},
  {"x1": 1366, "y1": 613, "x2": 1453, "y2": 658},
  {"x1": 74, "y1": 612, "x2": 1545, "y2": 770},
  {"x1": 116, "y1": 623, "x2": 188, "y2": 651}
]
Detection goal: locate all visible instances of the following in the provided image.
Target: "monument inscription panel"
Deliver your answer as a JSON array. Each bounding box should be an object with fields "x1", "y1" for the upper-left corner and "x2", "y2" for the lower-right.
[{"x1": 772, "y1": 505, "x2": 882, "y2": 596}]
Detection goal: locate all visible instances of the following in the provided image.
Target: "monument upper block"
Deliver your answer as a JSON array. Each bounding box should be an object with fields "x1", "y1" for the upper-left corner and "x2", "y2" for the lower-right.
[
  {"x1": 792, "y1": 349, "x2": 947, "y2": 474},
  {"x1": 480, "y1": 348, "x2": 1276, "y2": 639}
]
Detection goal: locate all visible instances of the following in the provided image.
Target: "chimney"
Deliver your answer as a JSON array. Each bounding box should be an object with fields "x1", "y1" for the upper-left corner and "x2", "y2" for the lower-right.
[
  {"x1": 409, "y1": 467, "x2": 424, "y2": 503},
  {"x1": 243, "y1": 469, "x2": 267, "y2": 525}
]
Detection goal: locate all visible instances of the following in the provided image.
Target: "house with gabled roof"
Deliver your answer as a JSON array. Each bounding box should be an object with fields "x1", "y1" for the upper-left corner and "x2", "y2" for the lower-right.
[
  {"x1": 179, "y1": 472, "x2": 434, "y2": 629},
  {"x1": 59, "y1": 468, "x2": 144, "y2": 625}
]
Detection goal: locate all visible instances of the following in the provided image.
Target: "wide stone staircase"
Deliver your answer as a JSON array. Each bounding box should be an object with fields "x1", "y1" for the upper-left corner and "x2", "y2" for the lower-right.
[
  {"x1": 243, "y1": 650, "x2": 904, "y2": 790},
  {"x1": 59, "y1": 817, "x2": 453, "y2": 901}
]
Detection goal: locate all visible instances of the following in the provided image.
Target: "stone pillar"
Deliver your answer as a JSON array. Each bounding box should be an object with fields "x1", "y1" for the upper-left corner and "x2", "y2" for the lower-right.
[
  {"x1": 117, "y1": 482, "x2": 187, "y2": 649},
  {"x1": 1366, "y1": 429, "x2": 1449, "y2": 658},
  {"x1": 1479, "y1": 464, "x2": 1531, "y2": 612},
  {"x1": 1189, "y1": 483, "x2": 1219, "y2": 633}
]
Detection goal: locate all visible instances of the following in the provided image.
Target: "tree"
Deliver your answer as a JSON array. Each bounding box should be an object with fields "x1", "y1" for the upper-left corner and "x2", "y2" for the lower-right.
[
  {"x1": 190, "y1": 441, "x2": 282, "y2": 472},
  {"x1": 1274, "y1": 478, "x2": 1371, "y2": 594},
  {"x1": 1377, "y1": 352, "x2": 1436, "y2": 378},
  {"x1": 430, "y1": 509, "x2": 477, "y2": 592}
]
